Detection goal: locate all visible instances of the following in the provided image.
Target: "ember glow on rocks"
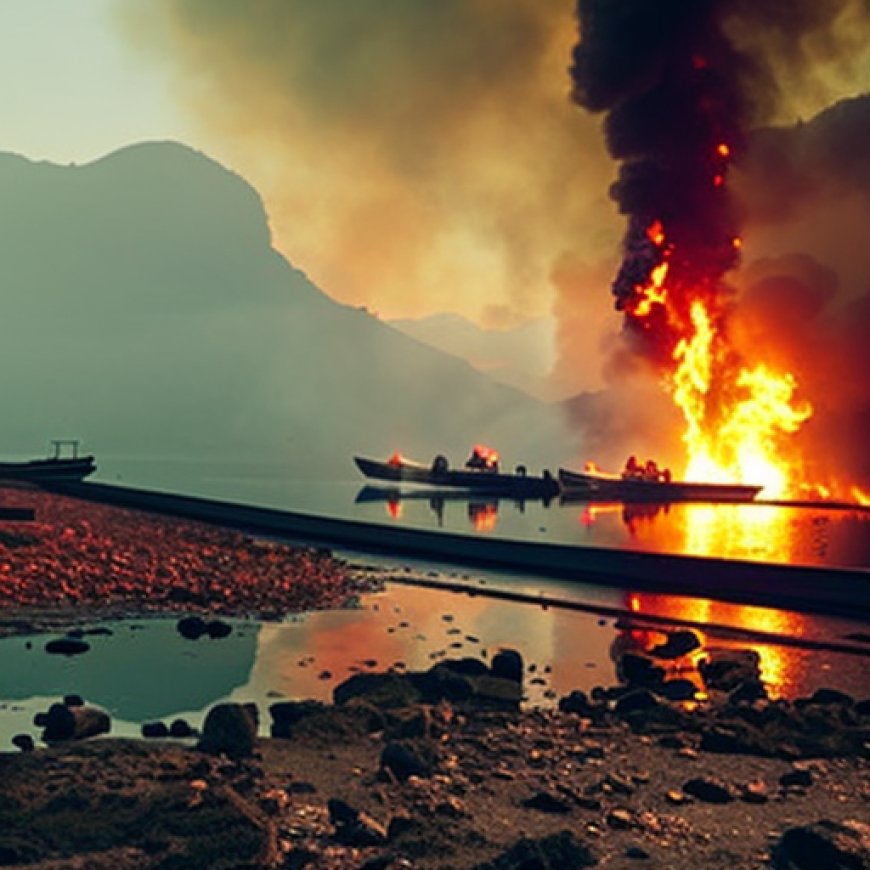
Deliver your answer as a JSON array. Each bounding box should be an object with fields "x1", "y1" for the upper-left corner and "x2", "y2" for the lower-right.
[{"x1": 569, "y1": 0, "x2": 845, "y2": 498}]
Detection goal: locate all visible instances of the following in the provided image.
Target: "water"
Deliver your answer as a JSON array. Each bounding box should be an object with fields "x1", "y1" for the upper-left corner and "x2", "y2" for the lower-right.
[
  {"x1": 99, "y1": 456, "x2": 870, "y2": 568},
  {"x1": 3, "y1": 581, "x2": 868, "y2": 748},
  {"x1": 1, "y1": 456, "x2": 867, "y2": 749}
]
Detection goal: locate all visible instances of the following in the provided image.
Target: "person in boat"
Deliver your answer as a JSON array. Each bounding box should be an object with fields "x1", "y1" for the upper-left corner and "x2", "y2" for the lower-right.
[
  {"x1": 644, "y1": 459, "x2": 660, "y2": 481},
  {"x1": 465, "y1": 447, "x2": 498, "y2": 472},
  {"x1": 622, "y1": 455, "x2": 640, "y2": 479}
]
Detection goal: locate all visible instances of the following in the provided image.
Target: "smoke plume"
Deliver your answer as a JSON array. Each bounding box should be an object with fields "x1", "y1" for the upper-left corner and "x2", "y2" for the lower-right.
[
  {"x1": 569, "y1": 0, "x2": 870, "y2": 487},
  {"x1": 119, "y1": 0, "x2": 620, "y2": 335}
]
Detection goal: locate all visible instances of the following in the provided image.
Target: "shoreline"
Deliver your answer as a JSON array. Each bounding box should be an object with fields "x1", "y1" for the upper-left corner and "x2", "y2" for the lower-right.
[{"x1": 2, "y1": 640, "x2": 869, "y2": 869}]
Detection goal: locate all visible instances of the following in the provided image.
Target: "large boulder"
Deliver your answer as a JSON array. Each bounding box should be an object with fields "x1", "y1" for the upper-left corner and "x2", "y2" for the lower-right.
[
  {"x1": 197, "y1": 703, "x2": 258, "y2": 757},
  {"x1": 772, "y1": 819, "x2": 870, "y2": 869}
]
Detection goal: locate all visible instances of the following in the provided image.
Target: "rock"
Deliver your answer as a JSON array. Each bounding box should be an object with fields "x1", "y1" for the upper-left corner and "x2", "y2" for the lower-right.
[
  {"x1": 741, "y1": 780, "x2": 769, "y2": 803},
  {"x1": 521, "y1": 790, "x2": 572, "y2": 814},
  {"x1": 11, "y1": 734, "x2": 34, "y2": 752},
  {"x1": 467, "y1": 674, "x2": 522, "y2": 712},
  {"x1": 559, "y1": 689, "x2": 593, "y2": 715},
  {"x1": 42, "y1": 702, "x2": 111, "y2": 742},
  {"x1": 270, "y1": 700, "x2": 326, "y2": 738},
  {"x1": 807, "y1": 688, "x2": 854, "y2": 707},
  {"x1": 438, "y1": 657, "x2": 490, "y2": 677},
  {"x1": 327, "y1": 798, "x2": 387, "y2": 846},
  {"x1": 44, "y1": 637, "x2": 90, "y2": 656},
  {"x1": 206, "y1": 619, "x2": 233, "y2": 639},
  {"x1": 380, "y1": 741, "x2": 435, "y2": 781},
  {"x1": 625, "y1": 843, "x2": 650, "y2": 860},
  {"x1": 176, "y1": 615, "x2": 207, "y2": 640},
  {"x1": 169, "y1": 718, "x2": 195, "y2": 738},
  {"x1": 604, "y1": 773, "x2": 635, "y2": 796},
  {"x1": 772, "y1": 819, "x2": 870, "y2": 869},
  {"x1": 413, "y1": 665, "x2": 475, "y2": 703},
  {"x1": 197, "y1": 702, "x2": 258, "y2": 757},
  {"x1": 656, "y1": 679, "x2": 697, "y2": 701},
  {"x1": 780, "y1": 767, "x2": 813, "y2": 789},
  {"x1": 698, "y1": 648, "x2": 760, "y2": 691},
  {"x1": 606, "y1": 808, "x2": 634, "y2": 829},
  {"x1": 682, "y1": 777, "x2": 733, "y2": 804},
  {"x1": 729, "y1": 680, "x2": 768, "y2": 704},
  {"x1": 142, "y1": 721, "x2": 169, "y2": 738},
  {"x1": 855, "y1": 699, "x2": 870, "y2": 717},
  {"x1": 649, "y1": 629, "x2": 702, "y2": 659},
  {"x1": 615, "y1": 689, "x2": 660, "y2": 716},
  {"x1": 474, "y1": 830, "x2": 596, "y2": 869},
  {"x1": 387, "y1": 812, "x2": 417, "y2": 840},
  {"x1": 63, "y1": 694, "x2": 84, "y2": 707},
  {"x1": 333, "y1": 672, "x2": 420, "y2": 708},
  {"x1": 490, "y1": 649, "x2": 524, "y2": 683},
  {"x1": 619, "y1": 653, "x2": 665, "y2": 687}
]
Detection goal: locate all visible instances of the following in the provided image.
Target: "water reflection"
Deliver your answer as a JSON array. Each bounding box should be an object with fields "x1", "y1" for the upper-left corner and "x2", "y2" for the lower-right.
[
  {"x1": 4, "y1": 582, "x2": 868, "y2": 748},
  {"x1": 356, "y1": 485, "x2": 552, "y2": 532},
  {"x1": 617, "y1": 591, "x2": 816, "y2": 698}
]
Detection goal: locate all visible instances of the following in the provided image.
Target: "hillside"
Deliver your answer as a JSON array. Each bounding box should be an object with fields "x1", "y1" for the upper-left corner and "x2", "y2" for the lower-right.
[
  {"x1": 0, "y1": 143, "x2": 572, "y2": 490},
  {"x1": 389, "y1": 313, "x2": 557, "y2": 400}
]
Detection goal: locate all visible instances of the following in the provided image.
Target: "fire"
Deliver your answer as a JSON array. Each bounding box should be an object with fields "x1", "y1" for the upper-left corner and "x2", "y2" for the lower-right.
[
  {"x1": 853, "y1": 487, "x2": 870, "y2": 506},
  {"x1": 470, "y1": 443, "x2": 500, "y2": 470},
  {"x1": 670, "y1": 299, "x2": 812, "y2": 496},
  {"x1": 469, "y1": 502, "x2": 498, "y2": 532}
]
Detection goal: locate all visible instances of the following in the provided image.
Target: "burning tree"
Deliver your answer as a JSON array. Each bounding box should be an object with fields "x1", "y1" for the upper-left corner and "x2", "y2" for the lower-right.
[{"x1": 570, "y1": 0, "x2": 819, "y2": 496}]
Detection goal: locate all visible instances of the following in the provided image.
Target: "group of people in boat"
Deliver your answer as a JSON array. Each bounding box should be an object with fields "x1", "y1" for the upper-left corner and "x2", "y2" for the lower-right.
[{"x1": 622, "y1": 455, "x2": 672, "y2": 484}]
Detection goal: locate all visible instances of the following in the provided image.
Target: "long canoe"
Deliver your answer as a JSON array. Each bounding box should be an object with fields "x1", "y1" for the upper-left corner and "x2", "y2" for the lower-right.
[
  {"x1": 354, "y1": 456, "x2": 560, "y2": 498},
  {"x1": 558, "y1": 467, "x2": 762, "y2": 503}
]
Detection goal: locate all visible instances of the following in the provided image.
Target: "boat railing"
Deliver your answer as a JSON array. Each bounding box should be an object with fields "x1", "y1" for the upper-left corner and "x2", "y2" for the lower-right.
[{"x1": 50, "y1": 439, "x2": 82, "y2": 460}]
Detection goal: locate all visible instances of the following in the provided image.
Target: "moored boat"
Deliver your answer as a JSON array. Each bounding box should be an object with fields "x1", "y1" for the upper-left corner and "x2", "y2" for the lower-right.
[
  {"x1": 558, "y1": 466, "x2": 762, "y2": 503},
  {"x1": 0, "y1": 441, "x2": 96, "y2": 485},
  {"x1": 354, "y1": 449, "x2": 560, "y2": 498}
]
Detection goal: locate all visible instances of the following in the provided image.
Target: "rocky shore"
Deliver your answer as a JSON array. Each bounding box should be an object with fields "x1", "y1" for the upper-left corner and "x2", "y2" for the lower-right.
[{"x1": 2, "y1": 633, "x2": 868, "y2": 869}]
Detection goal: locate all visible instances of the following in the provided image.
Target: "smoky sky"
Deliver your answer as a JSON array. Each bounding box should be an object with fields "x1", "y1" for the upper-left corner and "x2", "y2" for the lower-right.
[{"x1": 120, "y1": 0, "x2": 620, "y2": 337}]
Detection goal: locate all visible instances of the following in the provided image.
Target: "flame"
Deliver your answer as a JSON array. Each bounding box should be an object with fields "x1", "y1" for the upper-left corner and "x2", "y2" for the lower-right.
[
  {"x1": 470, "y1": 443, "x2": 500, "y2": 469},
  {"x1": 388, "y1": 451, "x2": 405, "y2": 467},
  {"x1": 469, "y1": 502, "x2": 498, "y2": 532},
  {"x1": 852, "y1": 486, "x2": 869, "y2": 506},
  {"x1": 716, "y1": 142, "x2": 730, "y2": 158},
  {"x1": 670, "y1": 300, "x2": 812, "y2": 496}
]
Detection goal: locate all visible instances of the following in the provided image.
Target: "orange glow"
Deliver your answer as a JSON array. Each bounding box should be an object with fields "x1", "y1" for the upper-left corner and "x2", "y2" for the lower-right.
[
  {"x1": 670, "y1": 300, "x2": 812, "y2": 497},
  {"x1": 469, "y1": 502, "x2": 498, "y2": 532},
  {"x1": 627, "y1": 591, "x2": 807, "y2": 698},
  {"x1": 731, "y1": 236, "x2": 742, "y2": 249},
  {"x1": 471, "y1": 443, "x2": 500, "y2": 469},
  {"x1": 388, "y1": 451, "x2": 404, "y2": 466},
  {"x1": 630, "y1": 262, "x2": 669, "y2": 318},
  {"x1": 852, "y1": 486, "x2": 869, "y2": 506},
  {"x1": 646, "y1": 219, "x2": 666, "y2": 246},
  {"x1": 716, "y1": 143, "x2": 730, "y2": 158}
]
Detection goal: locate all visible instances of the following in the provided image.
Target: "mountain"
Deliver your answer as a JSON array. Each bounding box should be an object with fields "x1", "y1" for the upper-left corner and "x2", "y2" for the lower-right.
[
  {"x1": 388, "y1": 313, "x2": 557, "y2": 400},
  {"x1": 0, "y1": 142, "x2": 573, "y2": 489}
]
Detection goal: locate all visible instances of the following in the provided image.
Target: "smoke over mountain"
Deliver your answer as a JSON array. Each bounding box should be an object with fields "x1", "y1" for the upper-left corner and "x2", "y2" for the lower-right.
[
  {"x1": 565, "y1": 0, "x2": 870, "y2": 489},
  {"x1": 119, "y1": 0, "x2": 619, "y2": 334}
]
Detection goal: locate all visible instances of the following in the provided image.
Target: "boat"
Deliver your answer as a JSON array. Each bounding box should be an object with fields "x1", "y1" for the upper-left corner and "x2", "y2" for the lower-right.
[
  {"x1": 0, "y1": 441, "x2": 96, "y2": 485},
  {"x1": 558, "y1": 466, "x2": 763, "y2": 503},
  {"x1": 354, "y1": 451, "x2": 560, "y2": 499}
]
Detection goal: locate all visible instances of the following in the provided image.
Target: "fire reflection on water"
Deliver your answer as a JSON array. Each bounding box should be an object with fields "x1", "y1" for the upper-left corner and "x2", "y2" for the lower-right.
[{"x1": 621, "y1": 591, "x2": 810, "y2": 698}]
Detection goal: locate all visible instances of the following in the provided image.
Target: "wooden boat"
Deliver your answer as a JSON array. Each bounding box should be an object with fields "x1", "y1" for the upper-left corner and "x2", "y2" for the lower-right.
[
  {"x1": 0, "y1": 441, "x2": 96, "y2": 485},
  {"x1": 558, "y1": 466, "x2": 762, "y2": 503},
  {"x1": 354, "y1": 454, "x2": 560, "y2": 498}
]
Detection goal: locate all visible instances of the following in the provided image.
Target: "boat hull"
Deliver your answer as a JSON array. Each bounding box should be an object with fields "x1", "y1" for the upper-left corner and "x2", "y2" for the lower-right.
[
  {"x1": 558, "y1": 468, "x2": 762, "y2": 503},
  {"x1": 354, "y1": 456, "x2": 559, "y2": 498},
  {"x1": 0, "y1": 456, "x2": 96, "y2": 484}
]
